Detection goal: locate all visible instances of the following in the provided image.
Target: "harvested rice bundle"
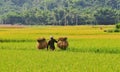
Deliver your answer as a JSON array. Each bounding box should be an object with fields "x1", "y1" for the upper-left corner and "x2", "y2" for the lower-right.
[
  {"x1": 57, "y1": 37, "x2": 68, "y2": 50},
  {"x1": 37, "y1": 38, "x2": 47, "y2": 49}
]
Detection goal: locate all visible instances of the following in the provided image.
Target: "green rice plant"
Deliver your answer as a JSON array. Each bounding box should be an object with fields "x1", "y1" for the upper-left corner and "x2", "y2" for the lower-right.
[
  {"x1": 0, "y1": 49, "x2": 120, "y2": 72},
  {"x1": 0, "y1": 25, "x2": 120, "y2": 72}
]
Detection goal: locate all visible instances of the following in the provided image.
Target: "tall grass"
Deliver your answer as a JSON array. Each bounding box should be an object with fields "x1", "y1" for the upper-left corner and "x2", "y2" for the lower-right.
[
  {"x1": 0, "y1": 25, "x2": 120, "y2": 41},
  {"x1": 0, "y1": 50, "x2": 120, "y2": 72},
  {"x1": 0, "y1": 25, "x2": 120, "y2": 72}
]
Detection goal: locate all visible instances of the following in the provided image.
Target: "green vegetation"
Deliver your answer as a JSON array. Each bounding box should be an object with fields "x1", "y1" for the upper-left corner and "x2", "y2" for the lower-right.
[
  {"x1": 104, "y1": 23, "x2": 120, "y2": 32},
  {"x1": 0, "y1": 0, "x2": 120, "y2": 25},
  {"x1": 0, "y1": 25, "x2": 120, "y2": 72},
  {"x1": 116, "y1": 23, "x2": 120, "y2": 29}
]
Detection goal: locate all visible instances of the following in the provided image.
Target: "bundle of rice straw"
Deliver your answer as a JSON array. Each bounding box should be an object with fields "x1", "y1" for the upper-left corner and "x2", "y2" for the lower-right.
[{"x1": 57, "y1": 37, "x2": 68, "y2": 50}]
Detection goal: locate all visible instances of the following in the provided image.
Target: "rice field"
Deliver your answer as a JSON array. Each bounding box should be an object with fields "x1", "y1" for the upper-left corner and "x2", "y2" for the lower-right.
[{"x1": 0, "y1": 25, "x2": 120, "y2": 72}]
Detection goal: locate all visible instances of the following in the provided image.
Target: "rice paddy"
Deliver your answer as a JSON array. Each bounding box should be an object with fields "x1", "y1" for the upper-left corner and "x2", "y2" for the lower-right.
[{"x1": 0, "y1": 25, "x2": 120, "y2": 72}]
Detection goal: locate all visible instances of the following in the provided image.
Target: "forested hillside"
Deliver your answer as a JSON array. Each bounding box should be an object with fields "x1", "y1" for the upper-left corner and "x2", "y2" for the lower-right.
[{"x1": 0, "y1": 0, "x2": 120, "y2": 25}]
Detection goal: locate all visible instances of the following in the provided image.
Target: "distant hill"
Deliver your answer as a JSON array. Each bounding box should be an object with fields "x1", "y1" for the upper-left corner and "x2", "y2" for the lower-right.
[{"x1": 0, "y1": 0, "x2": 120, "y2": 25}]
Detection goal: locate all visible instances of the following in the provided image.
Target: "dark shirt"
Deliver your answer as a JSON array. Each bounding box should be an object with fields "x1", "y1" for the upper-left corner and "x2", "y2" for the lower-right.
[{"x1": 47, "y1": 38, "x2": 57, "y2": 50}]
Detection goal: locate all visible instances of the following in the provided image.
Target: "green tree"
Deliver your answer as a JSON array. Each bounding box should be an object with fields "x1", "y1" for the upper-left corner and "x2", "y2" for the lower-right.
[{"x1": 94, "y1": 8, "x2": 118, "y2": 24}]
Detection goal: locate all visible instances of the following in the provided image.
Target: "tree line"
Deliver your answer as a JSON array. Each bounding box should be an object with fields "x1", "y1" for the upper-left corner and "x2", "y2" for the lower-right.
[{"x1": 0, "y1": 0, "x2": 120, "y2": 25}]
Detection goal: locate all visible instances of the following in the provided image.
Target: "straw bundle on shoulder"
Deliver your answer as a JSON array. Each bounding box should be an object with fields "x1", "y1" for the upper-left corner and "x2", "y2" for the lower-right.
[
  {"x1": 57, "y1": 37, "x2": 68, "y2": 50},
  {"x1": 37, "y1": 38, "x2": 47, "y2": 49}
]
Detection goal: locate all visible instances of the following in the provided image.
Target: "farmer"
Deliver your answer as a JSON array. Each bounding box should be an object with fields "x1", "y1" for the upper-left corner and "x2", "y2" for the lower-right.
[{"x1": 47, "y1": 36, "x2": 57, "y2": 50}]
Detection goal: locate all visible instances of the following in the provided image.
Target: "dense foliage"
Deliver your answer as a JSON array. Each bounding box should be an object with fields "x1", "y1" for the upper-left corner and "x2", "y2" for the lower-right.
[
  {"x1": 0, "y1": 0, "x2": 120, "y2": 25},
  {"x1": 116, "y1": 23, "x2": 120, "y2": 29}
]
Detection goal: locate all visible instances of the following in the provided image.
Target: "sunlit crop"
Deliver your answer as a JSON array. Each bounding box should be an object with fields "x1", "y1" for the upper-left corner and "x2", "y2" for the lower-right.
[{"x1": 0, "y1": 25, "x2": 120, "y2": 72}]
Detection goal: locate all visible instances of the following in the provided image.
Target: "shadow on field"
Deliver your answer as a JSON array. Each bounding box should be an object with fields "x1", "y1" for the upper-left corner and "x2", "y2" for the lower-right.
[
  {"x1": 0, "y1": 40, "x2": 34, "y2": 42},
  {"x1": 0, "y1": 47, "x2": 36, "y2": 51},
  {"x1": 66, "y1": 48, "x2": 120, "y2": 54},
  {"x1": 1, "y1": 47, "x2": 120, "y2": 54}
]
